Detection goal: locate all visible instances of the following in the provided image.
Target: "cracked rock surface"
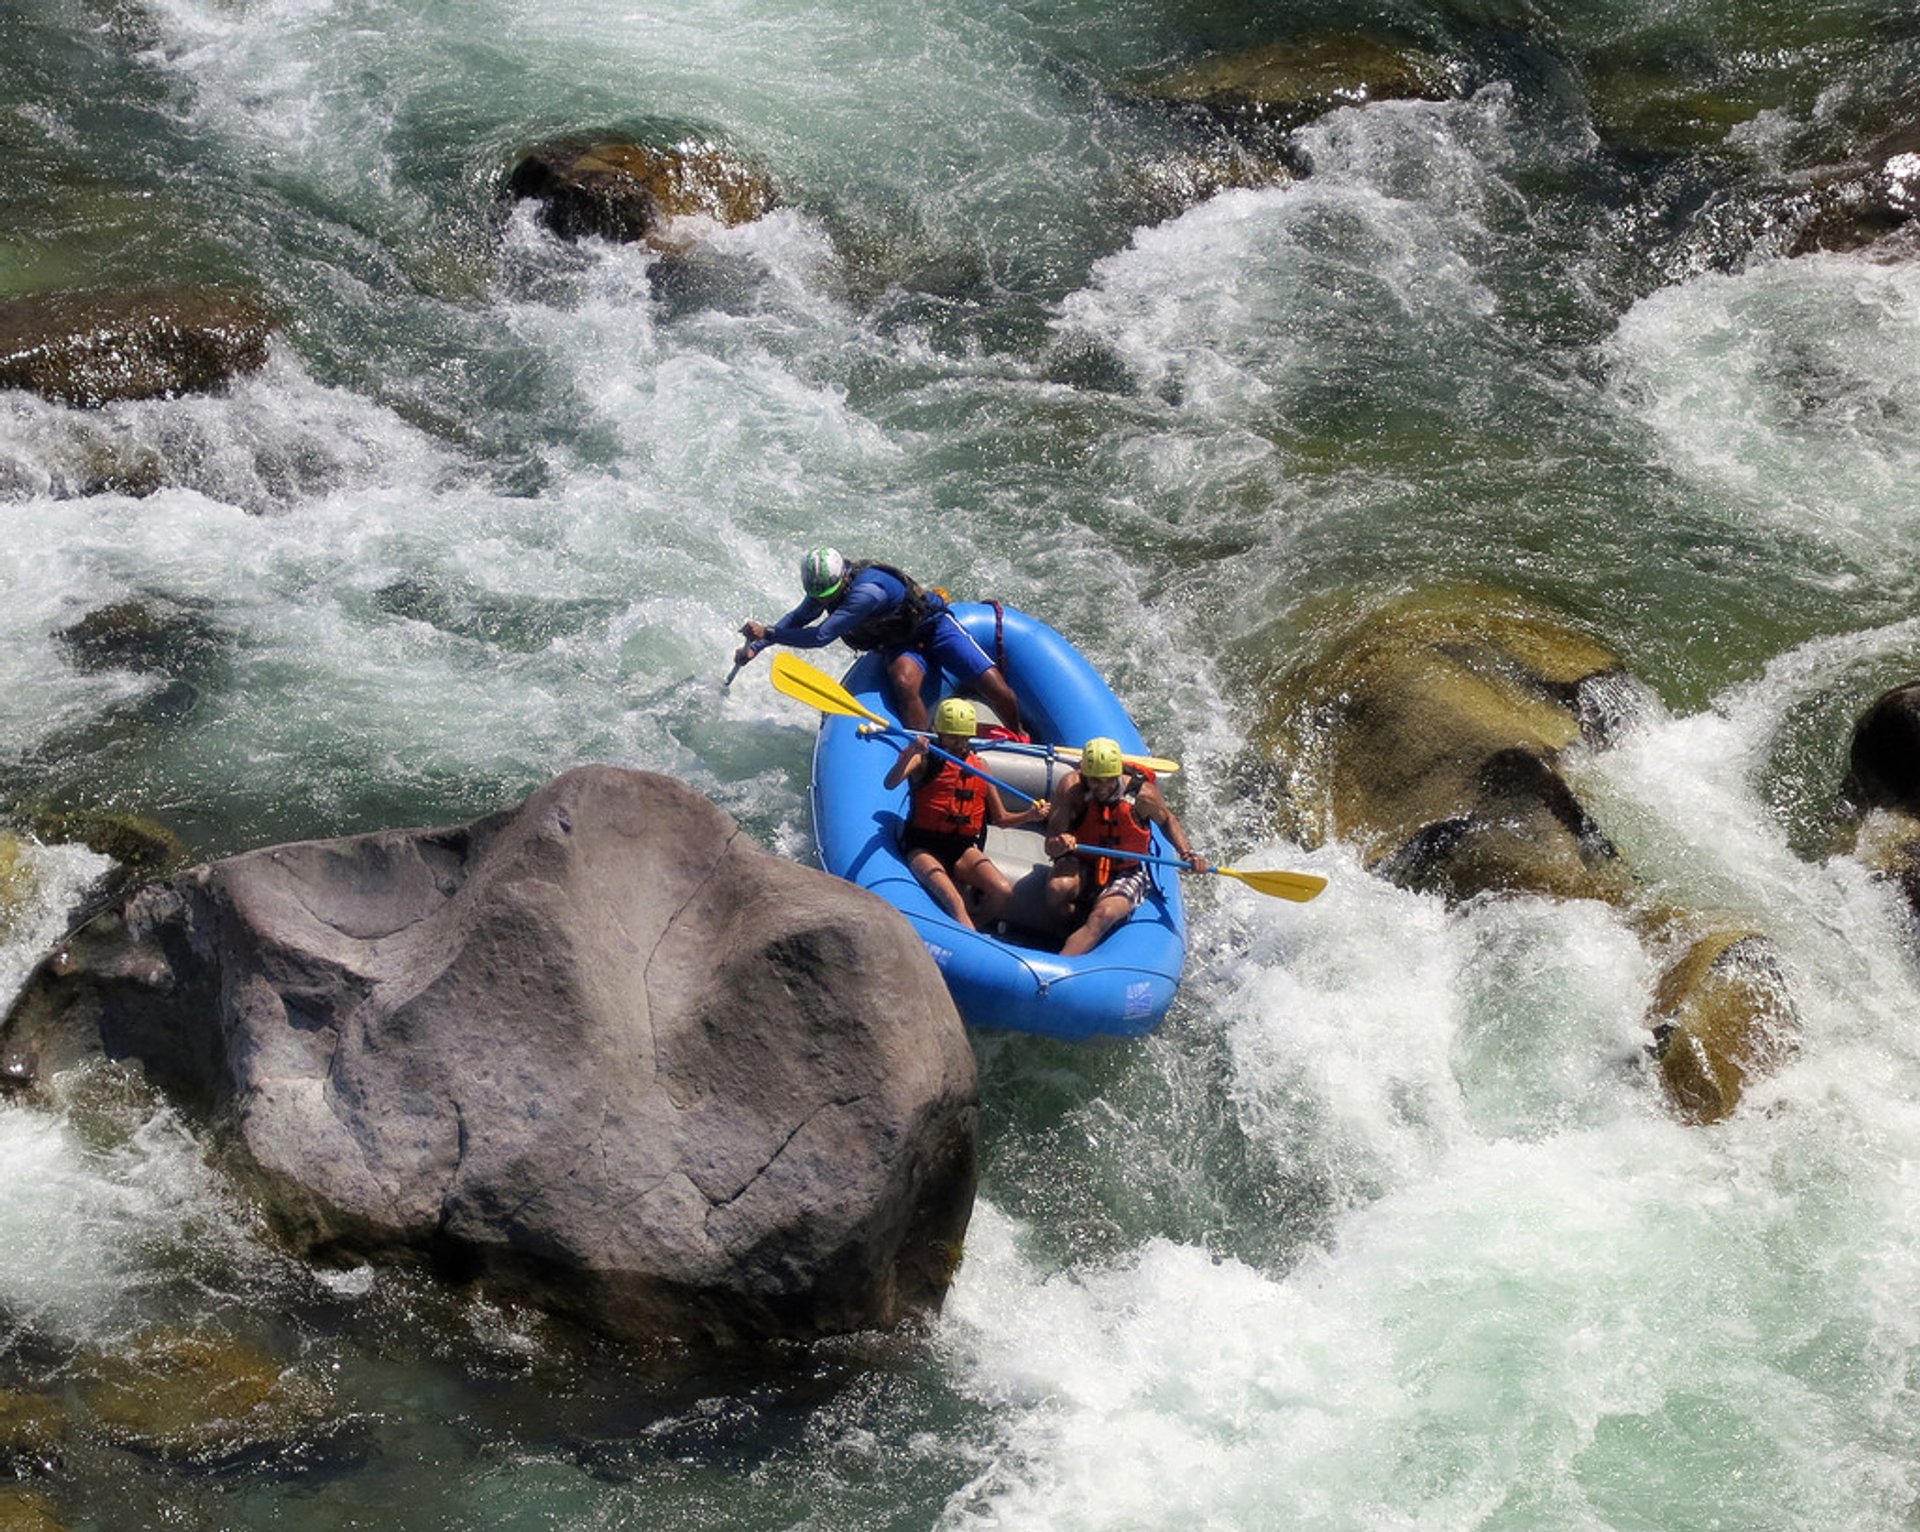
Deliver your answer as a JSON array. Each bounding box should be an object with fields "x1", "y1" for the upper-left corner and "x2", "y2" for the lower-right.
[{"x1": 0, "y1": 766, "x2": 978, "y2": 1351}]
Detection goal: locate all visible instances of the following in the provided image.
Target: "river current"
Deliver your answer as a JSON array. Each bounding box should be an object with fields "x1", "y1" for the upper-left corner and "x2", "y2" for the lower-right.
[{"x1": 5, "y1": 0, "x2": 1920, "y2": 1526}]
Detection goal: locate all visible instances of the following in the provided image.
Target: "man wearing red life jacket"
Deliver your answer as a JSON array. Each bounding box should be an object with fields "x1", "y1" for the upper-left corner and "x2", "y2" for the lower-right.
[
  {"x1": 1044, "y1": 736, "x2": 1206, "y2": 957},
  {"x1": 885, "y1": 697, "x2": 1047, "y2": 930}
]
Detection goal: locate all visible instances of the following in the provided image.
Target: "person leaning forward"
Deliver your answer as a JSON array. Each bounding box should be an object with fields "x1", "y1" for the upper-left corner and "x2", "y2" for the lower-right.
[
  {"x1": 1044, "y1": 736, "x2": 1206, "y2": 957},
  {"x1": 734, "y1": 546, "x2": 1025, "y2": 736},
  {"x1": 885, "y1": 697, "x2": 1047, "y2": 930}
]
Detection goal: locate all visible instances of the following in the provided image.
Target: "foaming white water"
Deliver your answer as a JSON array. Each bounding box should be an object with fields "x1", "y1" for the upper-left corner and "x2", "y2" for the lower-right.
[
  {"x1": 946, "y1": 977, "x2": 1920, "y2": 1530},
  {"x1": 1056, "y1": 91, "x2": 1514, "y2": 423},
  {"x1": 0, "y1": 837, "x2": 111, "y2": 1002},
  {"x1": 939, "y1": 635, "x2": 1920, "y2": 1530},
  {"x1": 1606, "y1": 254, "x2": 1920, "y2": 560},
  {"x1": 0, "y1": 1095, "x2": 247, "y2": 1343},
  {"x1": 0, "y1": 348, "x2": 447, "y2": 515}
]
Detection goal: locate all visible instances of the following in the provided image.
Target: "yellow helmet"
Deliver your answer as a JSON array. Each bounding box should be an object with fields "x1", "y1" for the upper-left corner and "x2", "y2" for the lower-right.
[
  {"x1": 1081, "y1": 737, "x2": 1125, "y2": 778},
  {"x1": 933, "y1": 697, "x2": 978, "y2": 737}
]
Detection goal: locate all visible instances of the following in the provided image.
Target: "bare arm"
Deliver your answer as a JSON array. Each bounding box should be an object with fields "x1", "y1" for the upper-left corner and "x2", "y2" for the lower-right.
[
  {"x1": 1043, "y1": 775, "x2": 1084, "y2": 857},
  {"x1": 1136, "y1": 781, "x2": 1208, "y2": 872},
  {"x1": 986, "y1": 782, "x2": 1047, "y2": 828},
  {"x1": 884, "y1": 741, "x2": 928, "y2": 791}
]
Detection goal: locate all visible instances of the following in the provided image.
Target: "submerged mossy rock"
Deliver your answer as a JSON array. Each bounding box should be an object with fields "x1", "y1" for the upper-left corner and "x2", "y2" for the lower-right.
[
  {"x1": 14, "y1": 808, "x2": 189, "y2": 913},
  {"x1": 1261, "y1": 586, "x2": 1634, "y2": 904},
  {"x1": 0, "y1": 767, "x2": 977, "y2": 1353},
  {"x1": 1583, "y1": 62, "x2": 1771, "y2": 155},
  {"x1": 1134, "y1": 34, "x2": 1456, "y2": 139},
  {"x1": 0, "y1": 832, "x2": 36, "y2": 940},
  {"x1": 77, "y1": 1328, "x2": 325, "y2": 1463},
  {"x1": 0, "y1": 1385, "x2": 67, "y2": 1468},
  {"x1": 0, "y1": 287, "x2": 274, "y2": 408},
  {"x1": 507, "y1": 138, "x2": 777, "y2": 248},
  {"x1": 0, "y1": 1488, "x2": 64, "y2": 1532},
  {"x1": 1647, "y1": 928, "x2": 1798, "y2": 1126},
  {"x1": 54, "y1": 597, "x2": 225, "y2": 679}
]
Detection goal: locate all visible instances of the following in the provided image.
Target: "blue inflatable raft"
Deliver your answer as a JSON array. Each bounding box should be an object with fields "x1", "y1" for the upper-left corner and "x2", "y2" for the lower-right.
[{"x1": 808, "y1": 603, "x2": 1187, "y2": 1040}]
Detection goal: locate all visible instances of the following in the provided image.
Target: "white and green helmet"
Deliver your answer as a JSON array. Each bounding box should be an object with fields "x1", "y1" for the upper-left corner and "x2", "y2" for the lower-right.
[{"x1": 801, "y1": 546, "x2": 849, "y2": 600}]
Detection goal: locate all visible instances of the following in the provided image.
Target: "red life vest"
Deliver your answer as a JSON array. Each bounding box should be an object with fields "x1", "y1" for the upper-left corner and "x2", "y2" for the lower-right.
[
  {"x1": 908, "y1": 753, "x2": 987, "y2": 838},
  {"x1": 1071, "y1": 767, "x2": 1154, "y2": 888}
]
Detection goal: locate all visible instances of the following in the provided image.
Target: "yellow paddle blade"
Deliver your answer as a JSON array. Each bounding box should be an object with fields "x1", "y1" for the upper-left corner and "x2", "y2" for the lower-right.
[
  {"x1": 1217, "y1": 866, "x2": 1327, "y2": 902},
  {"x1": 768, "y1": 652, "x2": 893, "y2": 729}
]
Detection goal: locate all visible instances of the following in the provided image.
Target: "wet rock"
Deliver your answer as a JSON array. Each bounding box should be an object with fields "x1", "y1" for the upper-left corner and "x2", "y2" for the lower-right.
[
  {"x1": 1263, "y1": 585, "x2": 1797, "y2": 1122},
  {"x1": 54, "y1": 597, "x2": 224, "y2": 679},
  {"x1": 1119, "y1": 141, "x2": 1294, "y2": 227},
  {"x1": 0, "y1": 766, "x2": 978, "y2": 1352},
  {"x1": 1133, "y1": 33, "x2": 1456, "y2": 141},
  {"x1": 1261, "y1": 585, "x2": 1635, "y2": 903},
  {"x1": 1647, "y1": 929, "x2": 1797, "y2": 1126},
  {"x1": 1835, "y1": 682, "x2": 1920, "y2": 926},
  {"x1": 0, "y1": 1488, "x2": 65, "y2": 1532},
  {"x1": 0, "y1": 287, "x2": 274, "y2": 408},
  {"x1": 76, "y1": 1328, "x2": 324, "y2": 1463},
  {"x1": 507, "y1": 138, "x2": 777, "y2": 249},
  {"x1": 1780, "y1": 122, "x2": 1920, "y2": 258},
  {"x1": 1847, "y1": 808, "x2": 1920, "y2": 920},
  {"x1": 0, "y1": 1386, "x2": 67, "y2": 1471},
  {"x1": 1845, "y1": 679, "x2": 1920, "y2": 816}
]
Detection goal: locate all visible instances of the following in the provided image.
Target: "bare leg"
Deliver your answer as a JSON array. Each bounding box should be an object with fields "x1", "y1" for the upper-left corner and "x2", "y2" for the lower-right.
[
  {"x1": 889, "y1": 652, "x2": 930, "y2": 733},
  {"x1": 970, "y1": 665, "x2": 1023, "y2": 734},
  {"x1": 1060, "y1": 889, "x2": 1133, "y2": 957},
  {"x1": 956, "y1": 848, "x2": 1015, "y2": 925},
  {"x1": 908, "y1": 849, "x2": 975, "y2": 928},
  {"x1": 1046, "y1": 858, "x2": 1085, "y2": 930}
]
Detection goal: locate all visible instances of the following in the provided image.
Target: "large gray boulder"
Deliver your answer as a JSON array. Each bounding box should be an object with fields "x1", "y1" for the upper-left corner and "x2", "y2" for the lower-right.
[{"x1": 0, "y1": 766, "x2": 978, "y2": 1351}]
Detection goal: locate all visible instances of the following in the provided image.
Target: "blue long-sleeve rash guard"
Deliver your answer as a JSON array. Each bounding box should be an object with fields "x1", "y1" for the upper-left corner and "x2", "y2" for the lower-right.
[{"x1": 766, "y1": 565, "x2": 910, "y2": 649}]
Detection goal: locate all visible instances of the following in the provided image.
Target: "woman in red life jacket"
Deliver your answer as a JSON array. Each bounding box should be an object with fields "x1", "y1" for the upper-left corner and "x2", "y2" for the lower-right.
[
  {"x1": 1044, "y1": 735, "x2": 1207, "y2": 957},
  {"x1": 885, "y1": 697, "x2": 1048, "y2": 930}
]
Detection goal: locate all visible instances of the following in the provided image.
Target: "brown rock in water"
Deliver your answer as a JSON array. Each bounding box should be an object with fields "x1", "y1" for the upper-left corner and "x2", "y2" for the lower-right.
[
  {"x1": 1648, "y1": 929, "x2": 1797, "y2": 1126},
  {"x1": 507, "y1": 138, "x2": 776, "y2": 247},
  {"x1": 1261, "y1": 586, "x2": 1634, "y2": 904},
  {"x1": 1134, "y1": 33, "x2": 1456, "y2": 138},
  {"x1": 1262, "y1": 585, "x2": 1798, "y2": 1122},
  {"x1": 0, "y1": 767, "x2": 977, "y2": 1353},
  {"x1": 77, "y1": 1328, "x2": 325, "y2": 1462},
  {"x1": 0, "y1": 287, "x2": 274, "y2": 408}
]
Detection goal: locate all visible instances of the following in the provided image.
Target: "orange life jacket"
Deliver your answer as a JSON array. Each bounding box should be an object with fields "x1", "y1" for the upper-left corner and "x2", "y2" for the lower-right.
[
  {"x1": 1071, "y1": 767, "x2": 1154, "y2": 888},
  {"x1": 908, "y1": 753, "x2": 987, "y2": 838}
]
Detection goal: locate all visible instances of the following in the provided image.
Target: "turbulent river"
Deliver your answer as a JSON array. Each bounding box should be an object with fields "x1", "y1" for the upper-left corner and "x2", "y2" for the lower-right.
[{"x1": 6, "y1": 0, "x2": 1920, "y2": 1526}]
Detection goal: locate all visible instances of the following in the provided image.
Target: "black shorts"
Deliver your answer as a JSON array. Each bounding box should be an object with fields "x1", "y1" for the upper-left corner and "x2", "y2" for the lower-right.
[{"x1": 903, "y1": 825, "x2": 984, "y2": 874}]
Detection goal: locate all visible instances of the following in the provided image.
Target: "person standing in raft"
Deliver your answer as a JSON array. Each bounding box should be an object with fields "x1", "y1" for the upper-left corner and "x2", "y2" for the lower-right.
[
  {"x1": 734, "y1": 546, "x2": 1027, "y2": 737},
  {"x1": 885, "y1": 697, "x2": 1048, "y2": 930},
  {"x1": 1044, "y1": 736, "x2": 1207, "y2": 957}
]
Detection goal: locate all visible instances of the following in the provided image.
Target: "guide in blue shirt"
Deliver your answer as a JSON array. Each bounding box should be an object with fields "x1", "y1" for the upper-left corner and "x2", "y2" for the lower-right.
[{"x1": 735, "y1": 547, "x2": 1027, "y2": 737}]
